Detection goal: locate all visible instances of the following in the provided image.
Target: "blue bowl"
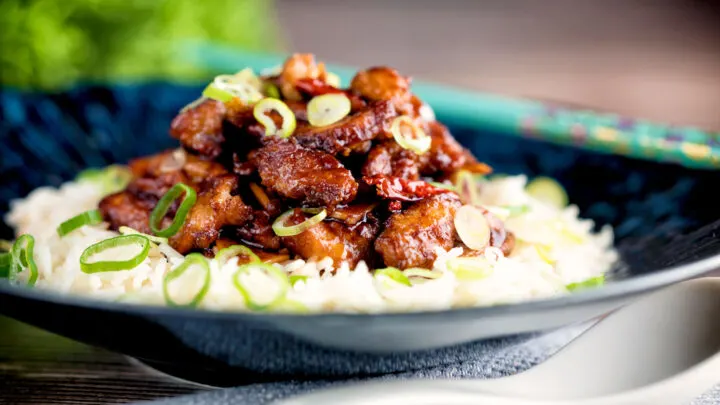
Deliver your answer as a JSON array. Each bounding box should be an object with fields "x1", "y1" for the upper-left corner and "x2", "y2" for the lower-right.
[{"x1": 1, "y1": 83, "x2": 719, "y2": 386}]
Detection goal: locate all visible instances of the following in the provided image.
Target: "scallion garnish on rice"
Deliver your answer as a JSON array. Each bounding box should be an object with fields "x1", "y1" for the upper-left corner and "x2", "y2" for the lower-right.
[
  {"x1": 446, "y1": 257, "x2": 493, "y2": 281},
  {"x1": 163, "y1": 253, "x2": 211, "y2": 308},
  {"x1": 233, "y1": 263, "x2": 290, "y2": 310},
  {"x1": 403, "y1": 268, "x2": 442, "y2": 280},
  {"x1": 215, "y1": 245, "x2": 260, "y2": 266},
  {"x1": 10, "y1": 234, "x2": 39, "y2": 286},
  {"x1": 57, "y1": 209, "x2": 104, "y2": 237},
  {"x1": 149, "y1": 183, "x2": 197, "y2": 238},
  {"x1": 374, "y1": 267, "x2": 411, "y2": 287},
  {"x1": 79, "y1": 234, "x2": 150, "y2": 274},
  {"x1": 118, "y1": 226, "x2": 169, "y2": 245}
]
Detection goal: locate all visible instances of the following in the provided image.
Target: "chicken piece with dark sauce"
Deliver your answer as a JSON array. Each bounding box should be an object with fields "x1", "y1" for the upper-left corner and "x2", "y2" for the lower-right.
[
  {"x1": 249, "y1": 140, "x2": 358, "y2": 207},
  {"x1": 375, "y1": 194, "x2": 462, "y2": 269}
]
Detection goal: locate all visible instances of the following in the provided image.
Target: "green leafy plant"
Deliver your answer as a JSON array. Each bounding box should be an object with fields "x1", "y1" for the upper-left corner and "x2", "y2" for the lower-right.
[{"x1": 0, "y1": 0, "x2": 280, "y2": 90}]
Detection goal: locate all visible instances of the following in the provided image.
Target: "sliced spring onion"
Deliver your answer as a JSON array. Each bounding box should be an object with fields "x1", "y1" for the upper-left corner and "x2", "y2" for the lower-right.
[
  {"x1": 403, "y1": 268, "x2": 442, "y2": 280},
  {"x1": 455, "y1": 170, "x2": 480, "y2": 206},
  {"x1": 272, "y1": 208, "x2": 327, "y2": 237},
  {"x1": 208, "y1": 73, "x2": 264, "y2": 104},
  {"x1": 506, "y1": 205, "x2": 531, "y2": 217},
  {"x1": 526, "y1": 177, "x2": 568, "y2": 208},
  {"x1": 428, "y1": 181, "x2": 457, "y2": 192},
  {"x1": 535, "y1": 244, "x2": 555, "y2": 264},
  {"x1": 454, "y1": 205, "x2": 491, "y2": 251},
  {"x1": 202, "y1": 83, "x2": 234, "y2": 102},
  {"x1": 149, "y1": 183, "x2": 197, "y2": 238},
  {"x1": 253, "y1": 98, "x2": 297, "y2": 138},
  {"x1": 552, "y1": 221, "x2": 585, "y2": 244},
  {"x1": 273, "y1": 298, "x2": 310, "y2": 313},
  {"x1": 325, "y1": 72, "x2": 341, "y2": 87},
  {"x1": 10, "y1": 235, "x2": 38, "y2": 286},
  {"x1": 264, "y1": 82, "x2": 281, "y2": 99},
  {"x1": 374, "y1": 267, "x2": 411, "y2": 287},
  {"x1": 163, "y1": 253, "x2": 211, "y2": 308},
  {"x1": 0, "y1": 252, "x2": 12, "y2": 278},
  {"x1": 233, "y1": 263, "x2": 290, "y2": 310},
  {"x1": 79, "y1": 234, "x2": 150, "y2": 274},
  {"x1": 119, "y1": 226, "x2": 169, "y2": 245},
  {"x1": 76, "y1": 165, "x2": 133, "y2": 196},
  {"x1": 215, "y1": 245, "x2": 260, "y2": 266},
  {"x1": 446, "y1": 257, "x2": 493, "y2": 281},
  {"x1": 567, "y1": 275, "x2": 605, "y2": 291},
  {"x1": 233, "y1": 67, "x2": 263, "y2": 90},
  {"x1": 289, "y1": 274, "x2": 308, "y2": 286},
  {"x1": 307, "y1": 93, "x2": 351, "y2": 127},
  {"x1": 57, "y1": 209, "x2": 104, "y2": 237},
  {"x1": 390, "y1": 116, "x2": 431, "y2": 155}
]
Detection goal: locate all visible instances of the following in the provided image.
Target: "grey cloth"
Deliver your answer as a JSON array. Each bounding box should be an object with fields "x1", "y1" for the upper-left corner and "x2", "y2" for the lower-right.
[{"x1": 137, "y1": 325, "x2": 720, "y2": 405}]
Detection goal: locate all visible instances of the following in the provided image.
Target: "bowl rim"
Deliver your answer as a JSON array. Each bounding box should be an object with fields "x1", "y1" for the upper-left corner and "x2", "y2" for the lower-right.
[{"x1": 2, "y1": 244, "x2": 719, "y2": 323}]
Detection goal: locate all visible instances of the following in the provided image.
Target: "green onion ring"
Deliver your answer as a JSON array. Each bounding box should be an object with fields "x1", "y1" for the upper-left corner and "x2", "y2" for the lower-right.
[
  {"x1": 233, "y1": 263, "x2": 290, "y2": 311},
  {"x1": 403, "y1": 268, "x2": 442, "y2": 279},
  {"x1": 390, "y1": 115, "x2": 431, "y2": 155},
  {"x1": 567, "y1": 275, "x2": 605, "y2": 291},
  {"x1": 163, "y1": 253, "x2": 211, "y2": 308},
  {"x1": 272, "y1": 208, "x2": 327, "y2": 237},
  {"x1": 446, "y1": 257, "x2": 493, "y2": 281},
  {"x1": 374, "y1": 267, "x2": 411, "y2": 287},
  {"x1": 428, "y1": 181, "x2": 458, "y2": 192},
  {"x1": 0, "y1": 252, "x2": 12, "y2": 278},
  {"x1": 118, "y1": 226, "x2": 169, "y2": 245},
  {"x1": 57, "y1": 209, "x2": 104, "y2": 237},
  {"x1": 202, "y1": 83, "x2": 234, "y2": 103},
  {"x1": 79, "y1": 234, "x2": 150, "y2": 274},
  {"x1": 10, "y1": 235, "x2": 38, "y2": 286},
  {"x1": 149, "y1": 183, "x2": 197, "y2": 238},
  {"x1": 264, "y1": 82, "x2": 281, "y2": 99},
  {"x1": 289, "y1": 274, "x2": 308, "y2": 286},
  {"x1": 215, "y1": 245, "x2": 261, "y2": 266}
]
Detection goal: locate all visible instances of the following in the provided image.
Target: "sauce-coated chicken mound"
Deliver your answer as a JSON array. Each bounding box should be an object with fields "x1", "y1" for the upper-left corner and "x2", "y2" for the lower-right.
[{"x1": 99, "y1": 54, "x2": 507, "y2": 269}]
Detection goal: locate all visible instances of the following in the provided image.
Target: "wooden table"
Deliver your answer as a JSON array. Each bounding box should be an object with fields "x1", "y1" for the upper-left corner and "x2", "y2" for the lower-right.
[{"x1": 2, "y1": 1, "x2": 719, "y2": 404}]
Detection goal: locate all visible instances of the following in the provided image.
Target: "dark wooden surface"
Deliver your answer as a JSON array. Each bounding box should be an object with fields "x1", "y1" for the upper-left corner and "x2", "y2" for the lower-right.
[
  {"x1": 1, "y1": 1, "x2": 719, "y2": 404},
  {"x1": 0, "y1": 316, "x2": 205, "y2": 404}
]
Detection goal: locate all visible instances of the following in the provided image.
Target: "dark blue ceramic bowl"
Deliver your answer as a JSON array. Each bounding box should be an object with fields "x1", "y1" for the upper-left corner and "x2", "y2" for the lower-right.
[{"x1": 1, "y1": 83, "x2": 719, "y2": 386}]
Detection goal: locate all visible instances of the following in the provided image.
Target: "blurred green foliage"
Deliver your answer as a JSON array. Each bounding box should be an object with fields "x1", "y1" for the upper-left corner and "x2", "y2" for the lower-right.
[{"x1": 0, "y1": 0, "x2": 280, "y2": 90}]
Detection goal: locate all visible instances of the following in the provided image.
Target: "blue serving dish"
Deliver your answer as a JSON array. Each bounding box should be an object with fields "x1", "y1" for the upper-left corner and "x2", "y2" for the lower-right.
[{"x1": 1, "y1": 75, "x2": 719, "y2": 386}]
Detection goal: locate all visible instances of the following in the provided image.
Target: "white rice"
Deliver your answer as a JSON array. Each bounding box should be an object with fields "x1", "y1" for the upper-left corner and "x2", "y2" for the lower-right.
[{"x1": 5, "y1": 175, "x2": 617, "y2": 313}]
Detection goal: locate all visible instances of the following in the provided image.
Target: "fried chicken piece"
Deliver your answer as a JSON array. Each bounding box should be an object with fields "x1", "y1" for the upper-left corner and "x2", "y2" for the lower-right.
[
  {"x1": 293, "y1": 100, "x2": 397, "y2": 155},
  {"x1": 233, "y1": 210, "x2": 282, "y2": 251},
  {"x1": 279, "y1": 54, "x2": 328, "y2": 101},
  {"x1": 170, "y1": 175, "x2": 253, "y2": 253},
  {"x1": 350, "y1": 67, "x2": 412, "y2": 104},
  {"x1": 280, "y1": 209, "x2": 377, "y2": 266},
  {"x1": 169, "y1": 100, "x2": 226, "y2": 159},
  {"x1": 362, "y1": 141, "x2": 420, "y2": 180},
  {"x1": 375, "y1": 194, "x2": 462, "y2": 269},
  {"x1": 249, "y1": 140, "x2": 358, "y2": 207},
  {"x1": 98, "y1": 192, "x2": 155, "y2": 235}
]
